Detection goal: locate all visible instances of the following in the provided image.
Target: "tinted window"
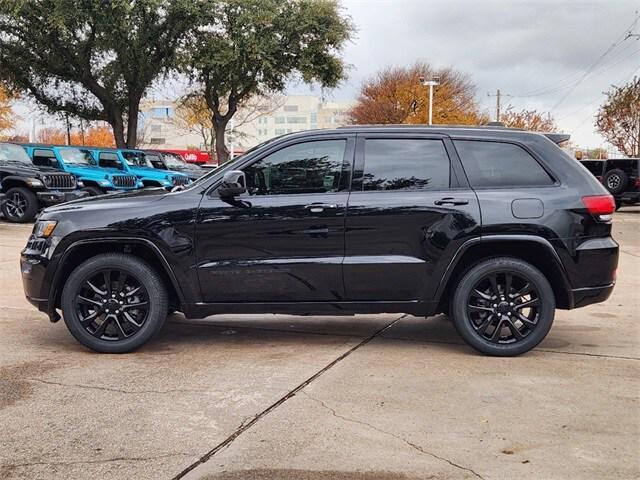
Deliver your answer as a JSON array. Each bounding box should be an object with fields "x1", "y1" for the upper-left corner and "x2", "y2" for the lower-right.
[
  {"x1": 362, "y1": 139, "x2": 450, "y2": 191},
  {"x1": 243, "y1": 140, "x2": 345, "y2": 196},
  {"x1": 455, "y1": 140, "x2": 554, "y2": 187}
]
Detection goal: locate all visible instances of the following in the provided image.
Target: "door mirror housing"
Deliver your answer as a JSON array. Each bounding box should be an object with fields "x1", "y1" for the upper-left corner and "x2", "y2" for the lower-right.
[{"x1": 218, "y1": 170, "x2": 247, "y2": 198}]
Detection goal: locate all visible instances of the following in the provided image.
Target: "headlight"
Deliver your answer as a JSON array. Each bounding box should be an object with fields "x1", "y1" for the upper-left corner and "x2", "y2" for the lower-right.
[
  {"x1": 34, "y1": 220, "x2": 57, "y2": 238},
  {"x1": 26, "y1": 179, "x2": 43, "y2": 187},
  {"x1": 77, "y1": 181, "x2": 85, "y2": 188},
  {"x1": 98, "y1": 180, "x2": 112, "y2": 186}
]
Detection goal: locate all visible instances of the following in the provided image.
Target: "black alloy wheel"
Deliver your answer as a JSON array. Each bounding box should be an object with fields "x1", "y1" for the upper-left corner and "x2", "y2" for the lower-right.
[
  {"x1": 451, "y1": 257, "x2": 555, "y2": 356},
  {"x1": 2, "y1": 187, "x2": 38, "y2": 223},
  {"x1": 61, "y1": 253, "x2": 168, "y2": 353},
  {"x1": 466, "y1": 271, "x2": 540, "y2": 344},
  {"x1": 75, "y1": 269, "x2": 150, "y2": 341}
]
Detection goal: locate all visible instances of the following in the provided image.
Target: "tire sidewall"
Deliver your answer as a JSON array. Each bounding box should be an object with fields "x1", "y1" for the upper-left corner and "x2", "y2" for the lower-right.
[
  {"x1": 61, "y1": 254, "x2": 168, "y2": 353},
  {"x1": 604, "y1": 169, "x2": 627, "y2": 195},
  {"x1": 2, "y1": 187, "x2": 38, "y2": 223},
  {"x1": 451, "y1": 258, "x2": 555, "y2": 356}
]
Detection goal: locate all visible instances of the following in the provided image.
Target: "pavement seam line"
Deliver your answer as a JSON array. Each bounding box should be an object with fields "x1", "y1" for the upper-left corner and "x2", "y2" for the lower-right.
[
  {"x1": 1, "y1": 453, "x2": 194, "y2": 469},
  {"x1": 170, "y1": 314, "x2": 408, "y2": 480},
  {"x1": 301, "y1": 391, "x2": 486, "y2": 480}
]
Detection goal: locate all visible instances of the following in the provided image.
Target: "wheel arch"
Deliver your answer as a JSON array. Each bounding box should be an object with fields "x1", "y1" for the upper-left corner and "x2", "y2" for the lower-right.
[
  {"x1": 50, "y1": 238, "x2": 183, "y2": 312},
  {"x1": 1, "y1": 176, "x2": 32, "y2": 190},
  {"x1": 436, "y1": 236, "x2": 573, "y2": 313}
]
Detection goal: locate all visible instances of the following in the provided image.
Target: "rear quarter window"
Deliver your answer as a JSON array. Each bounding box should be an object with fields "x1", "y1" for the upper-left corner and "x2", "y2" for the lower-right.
[{"x1": 454, "y1": 140, "x2": 554, "y2": 188}]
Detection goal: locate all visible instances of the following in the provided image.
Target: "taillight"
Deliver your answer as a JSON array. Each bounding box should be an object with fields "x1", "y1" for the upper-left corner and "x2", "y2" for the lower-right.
[{"x1": 582, "y1": 195, "x2": 615, "y2": 220}]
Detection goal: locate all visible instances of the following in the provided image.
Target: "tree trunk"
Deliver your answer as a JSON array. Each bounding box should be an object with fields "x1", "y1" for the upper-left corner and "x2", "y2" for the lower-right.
[
  {"x1": 111, "y1": 115, "x2": 127, "y2": 149},
  {"x1": 126, "y1": 99, "x2": 140, "y2": 149},
  {"x1": 213, "y1": 116, "x2": 230, "y2": 164}
]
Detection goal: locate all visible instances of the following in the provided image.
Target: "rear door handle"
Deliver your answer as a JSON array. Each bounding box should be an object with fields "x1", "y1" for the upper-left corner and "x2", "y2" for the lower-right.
[
  {"x1": 434, "y1": 197, "x2": 469, "y2": 206},
  {"x1": 305, "y1": 203, "x2": 337, "y2": 213}
]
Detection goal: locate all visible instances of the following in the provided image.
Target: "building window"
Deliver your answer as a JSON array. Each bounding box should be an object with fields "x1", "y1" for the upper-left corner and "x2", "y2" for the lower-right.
[
  {"x1": 283, "y1": 105, "x2": 299, "y2": 112},
  {"x1": 149, "y1": 137, "x2": 166, "y2": 145},
  {"x1": 287, "y1": 116, "x2": 307, "y2": 124},
  {"x1": 275, "y1": 128, "x2": 286, "y2": 135},
  {"x1": 151, "y1": 107, "x2": 172, "y2": 119},
  {"x1": 275, "y1": 117, "x2": 286, "y2": 124},
  {"x1": 150, "y1": 124, "x2": 162, "y2": 133}
]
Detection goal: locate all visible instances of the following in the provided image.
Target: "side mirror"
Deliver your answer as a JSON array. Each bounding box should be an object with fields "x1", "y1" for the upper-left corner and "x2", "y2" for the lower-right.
[{"x1": 218, "y1": 170, "x2": 246, "y2": 198}]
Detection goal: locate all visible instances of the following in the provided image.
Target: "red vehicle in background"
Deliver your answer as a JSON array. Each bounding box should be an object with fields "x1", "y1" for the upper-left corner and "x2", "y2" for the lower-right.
[{"x1": 158, "y1": 149, "x2": 213, "y2": 165}]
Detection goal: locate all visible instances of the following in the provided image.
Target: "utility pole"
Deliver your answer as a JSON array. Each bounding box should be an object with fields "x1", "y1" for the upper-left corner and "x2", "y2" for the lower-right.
[
  {"x1": 487, "y1": 89, "x2": 511, "y2": 122},
  {"x1": 419, "y1": 75, "x2": 440, "y2": 125}
]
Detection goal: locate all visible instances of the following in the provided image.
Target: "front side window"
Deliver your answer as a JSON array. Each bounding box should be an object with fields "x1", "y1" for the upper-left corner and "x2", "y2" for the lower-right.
[
  {"x1": 362, "y1": 139, "x2": 450, "y2": 191},
  {"x1": 59, "y1": 148, "x2": 96, "y2": 166},
  {"x1": 243, "y1": 140, "x2": 346, "y2": 196},
  {"x1": 98, "y1": 152, "x2": 123, "y2": 170},
  {"x1": 454, "y1": 140, "x2": 554, "y2": 188}
]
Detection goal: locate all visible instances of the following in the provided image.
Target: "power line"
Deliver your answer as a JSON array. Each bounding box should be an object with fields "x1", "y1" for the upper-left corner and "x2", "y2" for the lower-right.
[{"x1": 550, "y1": 13, "x2": 639, "y2": 111}]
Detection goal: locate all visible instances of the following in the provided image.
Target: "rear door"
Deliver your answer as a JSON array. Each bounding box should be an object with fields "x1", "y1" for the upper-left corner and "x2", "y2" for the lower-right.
[{"x1": 343, "y1": 133, "x2": 481, "y2": 302}]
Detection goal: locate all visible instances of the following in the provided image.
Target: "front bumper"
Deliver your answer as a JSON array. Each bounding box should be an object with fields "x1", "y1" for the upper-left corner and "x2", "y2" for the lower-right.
[{"x1": 37, "y1": 190, "x2": 89, "y2": 205}]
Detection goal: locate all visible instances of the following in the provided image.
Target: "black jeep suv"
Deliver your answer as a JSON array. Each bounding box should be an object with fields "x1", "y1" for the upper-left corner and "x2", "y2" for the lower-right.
[
  {"x1": 1, "y1": 142, "x2": 88, "y2": 222},
  {"x1": 579, "y1": 158, "x2": 639, "y2": 209},
  {"x1": 21, "y1": 126, "x2": 618, "y2": 356}
]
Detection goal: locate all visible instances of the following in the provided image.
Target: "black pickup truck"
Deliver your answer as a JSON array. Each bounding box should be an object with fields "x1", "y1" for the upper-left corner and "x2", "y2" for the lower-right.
[
  {"x1": 0, "y1": 142, "x2": 88, "y2": 222},
  {"x1": 579, "y1": 158, "x2": 640, "y2": 209}
]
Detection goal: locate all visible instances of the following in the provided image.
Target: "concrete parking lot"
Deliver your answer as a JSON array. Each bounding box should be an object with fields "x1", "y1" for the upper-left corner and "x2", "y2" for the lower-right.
[{"x1": 0, "y1": 209, "x2": 638, "y2": 480}]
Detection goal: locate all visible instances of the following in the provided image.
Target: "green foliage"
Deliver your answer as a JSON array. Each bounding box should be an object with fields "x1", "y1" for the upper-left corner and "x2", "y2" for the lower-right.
[
  {"x1": 186, "y1": 0, "x2": 354, "y2": 161},
  {"x1": 0, "y1": 0, "x2": 200, "y2": 147}
]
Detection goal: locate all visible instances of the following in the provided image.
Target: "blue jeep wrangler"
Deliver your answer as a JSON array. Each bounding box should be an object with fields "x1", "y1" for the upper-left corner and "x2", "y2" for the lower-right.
[
  {"x1": 89, "y1": 148, "x2": 190, "y2": 189},
  {"x1": 22, "y1": 145, "x2": 143, "y2": 196}
]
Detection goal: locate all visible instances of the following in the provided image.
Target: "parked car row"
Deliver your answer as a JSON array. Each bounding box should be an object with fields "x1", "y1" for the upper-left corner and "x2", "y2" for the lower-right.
[
  {"x1": 0, "y1": 143, "x2": 207, "y2": 223},
  {"x1": 578, "y1": 157, "x2": 640, "y2": 209}
]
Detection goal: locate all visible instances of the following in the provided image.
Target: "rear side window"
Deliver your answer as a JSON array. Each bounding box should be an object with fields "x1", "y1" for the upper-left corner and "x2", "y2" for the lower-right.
[
  {"x1": 362, "y1": 139, "x2": 450, "y2": 191},
  {"x1": 455, "y1": 140, "x2": 554, "y2": 187}
]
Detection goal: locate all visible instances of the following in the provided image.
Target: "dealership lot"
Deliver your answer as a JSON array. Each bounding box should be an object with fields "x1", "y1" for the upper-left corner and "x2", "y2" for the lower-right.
[{"x1": 0, "y1": 209, "x2": 638, "y2": 480}]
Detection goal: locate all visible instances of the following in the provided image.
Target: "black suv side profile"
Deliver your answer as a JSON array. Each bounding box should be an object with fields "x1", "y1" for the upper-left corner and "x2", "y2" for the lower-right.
[
  {"x1": 21, "y1": 126, "x2": 618, "y2": 356},
  {"x1": 0, "y1": 142, "x2": 88, "y2": 222}
]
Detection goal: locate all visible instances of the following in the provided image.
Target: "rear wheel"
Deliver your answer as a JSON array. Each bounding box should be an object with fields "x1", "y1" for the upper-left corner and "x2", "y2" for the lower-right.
[
  {"x1": 604, "y1": 169, "x2": 628, "y2": 195},
  {"x1": 61, "y1": 253, "x2": 168, "y2": 353},
  {"x1": 451, "y1": 257, "x2": 555, "y2": 356},
  {"x1": 1, "y1": 187, "x2": 38, "y2": 223}
]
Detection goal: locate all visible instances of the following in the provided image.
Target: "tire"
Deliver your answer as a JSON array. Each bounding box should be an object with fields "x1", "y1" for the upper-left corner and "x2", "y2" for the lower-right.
[
  {"x1": 451, "y1": 257, "x2": 555, "y2": 357},
  {"x1": 615, "y1": 199, "x2": 623, "y2": 211},
  {"x1": 61, "y1": 253, "x2": 168, "y2": 353},
  {"x1": 1, "y1": 187, "x2": 39, "y2": 223},
  {"x1": 83, "y1": 186, "x2": 105, "y2": 196},
  {"x1": 603, "y1": 169, "x2": 628, "y2": 195}
]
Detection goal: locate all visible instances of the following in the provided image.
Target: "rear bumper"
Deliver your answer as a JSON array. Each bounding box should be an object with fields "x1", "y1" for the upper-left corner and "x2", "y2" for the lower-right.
[
  {"x1": 37, "y1": 190, "x2": 89, "y2": 205},
  {"x1": 571, "y1": 283, "x2": 615, "y2": 308}
]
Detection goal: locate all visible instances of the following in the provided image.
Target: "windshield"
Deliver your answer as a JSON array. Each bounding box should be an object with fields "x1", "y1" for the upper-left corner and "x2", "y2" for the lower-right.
[
  {"x1": 161, "y1": 153, "x2": 186, "y2": 168},
  {"x1": 0, "y1": 143, "x2": 32, "y2": 163},
  {"x1": 59, "y1": 148, "x2": 96, "y2": 166},
  {"x1": 122, "y1": 151, "x2": 151, "y2": 167}
]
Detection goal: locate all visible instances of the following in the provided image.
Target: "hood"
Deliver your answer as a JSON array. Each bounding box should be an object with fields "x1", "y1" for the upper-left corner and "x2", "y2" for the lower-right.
[
  {"x1": 0, "y1": 161, "x2": 62, "y2": 177},
  {"x1": 63, "y1": 165, "x2": 121, "y2": 179},
  {"x1": 41, "y1": 186, "x2": 168, "y2": 217}
]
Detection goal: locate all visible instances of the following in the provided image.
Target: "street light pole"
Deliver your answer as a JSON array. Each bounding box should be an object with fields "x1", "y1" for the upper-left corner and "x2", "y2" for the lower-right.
[{"x1": 419, "y1": 76, "x2": 440, "y2": 125}]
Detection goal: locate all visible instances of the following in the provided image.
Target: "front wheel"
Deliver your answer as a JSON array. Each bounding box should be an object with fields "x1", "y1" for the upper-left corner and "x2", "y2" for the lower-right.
[
  {"x1": 61, "y1": 253, "x2": 168, "y2": 353},
  {"x1": 451, "y1": 257, "x2": 555, "y2": 356},
  {"x1": 1, "y1": 187, "x2": 38, "y2": 223}
]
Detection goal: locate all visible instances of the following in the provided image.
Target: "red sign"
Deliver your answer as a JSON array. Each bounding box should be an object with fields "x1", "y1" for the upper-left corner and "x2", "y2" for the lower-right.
[{"x1": 159, "y1": 149, "x2": 213, "y2": 165}]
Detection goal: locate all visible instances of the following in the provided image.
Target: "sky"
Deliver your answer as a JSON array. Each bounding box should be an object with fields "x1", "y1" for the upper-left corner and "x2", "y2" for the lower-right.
[
  {"x1": 13, "y1": 0, "x2": 640, "y2": 150},
  {"x1": 292, "y1": 0, "x2": 640, "y2": 149}
]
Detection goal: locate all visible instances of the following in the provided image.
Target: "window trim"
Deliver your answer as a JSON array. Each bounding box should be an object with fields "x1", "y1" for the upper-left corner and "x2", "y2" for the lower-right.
[
  {"x1": 353, "y1": 134, "x2": 461, "y2": 192},
  {"x1": 452, "y1": 138, "x2": 559, "y2": 190}
]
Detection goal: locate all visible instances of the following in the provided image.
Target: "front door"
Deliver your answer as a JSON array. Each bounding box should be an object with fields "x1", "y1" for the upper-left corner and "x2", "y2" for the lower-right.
[
  {"x1": 343, "y1": 133, "x2": 481, "y2": 302},
  {"x1": 196, "y1": 136, "x2": 354, "y2": 303}
]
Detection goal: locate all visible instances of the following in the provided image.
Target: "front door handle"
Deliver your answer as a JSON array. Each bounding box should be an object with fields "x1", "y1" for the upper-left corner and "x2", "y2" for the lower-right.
[
  {"x1": 434, "y1": 197, "x2": 469, "y2": 206},
  {"x1": 305, "y1": 203, "x2": 337, "y2": 213}
]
